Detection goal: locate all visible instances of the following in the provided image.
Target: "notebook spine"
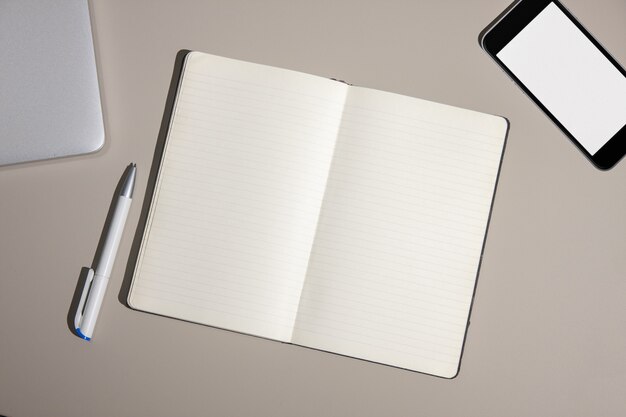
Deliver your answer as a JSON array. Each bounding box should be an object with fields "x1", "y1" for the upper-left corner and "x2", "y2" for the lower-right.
[{"x1": 330, "y1": 78, "x2": 353, "y2": 86}]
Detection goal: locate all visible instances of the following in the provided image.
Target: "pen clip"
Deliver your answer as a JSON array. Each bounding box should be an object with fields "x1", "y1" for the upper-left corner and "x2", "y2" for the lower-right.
[{"x1": 74, "y1": 268, "x2": 95, "y2": 330}]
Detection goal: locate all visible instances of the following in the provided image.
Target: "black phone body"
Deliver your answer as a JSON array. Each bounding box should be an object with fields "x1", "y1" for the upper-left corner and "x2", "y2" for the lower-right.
[{"x1": 480, "y1": 0, "x2": 626, "y2": 170}]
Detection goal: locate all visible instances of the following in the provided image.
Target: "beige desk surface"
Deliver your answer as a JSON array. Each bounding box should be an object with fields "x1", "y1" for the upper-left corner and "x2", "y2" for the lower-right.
[{"x1": 2, "y1": 0, "x2": 626, "y2": 416}]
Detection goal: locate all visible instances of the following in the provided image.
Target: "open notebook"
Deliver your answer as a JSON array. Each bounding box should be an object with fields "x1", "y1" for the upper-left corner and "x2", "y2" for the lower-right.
[{"x1": 129, "y1": 51, "x2": 508, "y2": 378}]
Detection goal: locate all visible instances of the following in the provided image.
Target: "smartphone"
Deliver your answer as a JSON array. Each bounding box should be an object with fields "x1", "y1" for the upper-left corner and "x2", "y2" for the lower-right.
[{"x1": 480, "y1": 0, "x2": 626, "y2": 170}]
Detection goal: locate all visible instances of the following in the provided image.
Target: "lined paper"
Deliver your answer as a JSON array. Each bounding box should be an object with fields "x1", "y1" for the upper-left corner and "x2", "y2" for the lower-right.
[
  {"x1": 129, "y1": 52, "x2": 508, "y2": 377},
  {"x1": 129, "y1": 52, "x2": 348, "y2": 341},
  {"x1": 291, "y1": 87, "x2": 507, "y2": 377}
]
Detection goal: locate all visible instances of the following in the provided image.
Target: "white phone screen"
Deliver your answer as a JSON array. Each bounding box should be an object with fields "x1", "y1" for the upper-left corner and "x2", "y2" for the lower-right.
[{"x1": 497, "y1": 3, "x2": 626, "y2": 155}]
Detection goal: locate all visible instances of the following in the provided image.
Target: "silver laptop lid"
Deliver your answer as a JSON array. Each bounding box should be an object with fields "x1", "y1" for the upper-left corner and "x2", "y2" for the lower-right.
[{"x1": 0, "y1": 0, "x2": 104, "y2": 166}]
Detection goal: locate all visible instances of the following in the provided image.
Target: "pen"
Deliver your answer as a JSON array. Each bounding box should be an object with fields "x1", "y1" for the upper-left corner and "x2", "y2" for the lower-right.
[{"x1": 74, "y1": 163, "x2": 137, "y2": 341}]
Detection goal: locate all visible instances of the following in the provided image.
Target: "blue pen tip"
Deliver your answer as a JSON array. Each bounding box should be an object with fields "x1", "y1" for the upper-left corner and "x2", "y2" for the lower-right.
[{"x1": 76, "y1": 328, "x2": 91, "y2": 341}]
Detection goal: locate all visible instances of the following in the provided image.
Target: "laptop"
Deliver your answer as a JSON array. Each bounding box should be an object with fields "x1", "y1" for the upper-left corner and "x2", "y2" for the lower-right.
[{"x1": 0, "y1": 0, "x2": 104, "y2": 167}]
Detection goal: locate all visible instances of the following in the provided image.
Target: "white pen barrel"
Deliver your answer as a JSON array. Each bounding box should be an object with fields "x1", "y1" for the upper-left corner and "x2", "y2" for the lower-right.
[
  {"x1": 94, "y1": 195, "x2": 132, "y2": 277},
  {"x1": 79, "y1": 273, "x2": 109, "y2": 337},
  {"x1": 79, "y1": 195, "x2": 132, "y2": 338}
]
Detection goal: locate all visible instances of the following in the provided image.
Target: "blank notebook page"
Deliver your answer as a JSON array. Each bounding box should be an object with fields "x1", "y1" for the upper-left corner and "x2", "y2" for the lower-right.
[
  {"x1": 291, "y1": 87, "x2": 507, "y2": 377},
  {"x1": 129, "y1": 52, "x2": 348, "y2": 341}
]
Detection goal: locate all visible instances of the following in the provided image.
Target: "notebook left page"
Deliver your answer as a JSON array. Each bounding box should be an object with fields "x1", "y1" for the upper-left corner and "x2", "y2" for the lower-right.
[{"x1": 129, "y1": 52, "x2": 348, "y2": 341}]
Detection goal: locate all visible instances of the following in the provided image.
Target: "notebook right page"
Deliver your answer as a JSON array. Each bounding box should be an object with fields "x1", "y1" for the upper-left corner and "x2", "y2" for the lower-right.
[{"x1": 291, "y1": 87, "x2": 507, "y2": 377}]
